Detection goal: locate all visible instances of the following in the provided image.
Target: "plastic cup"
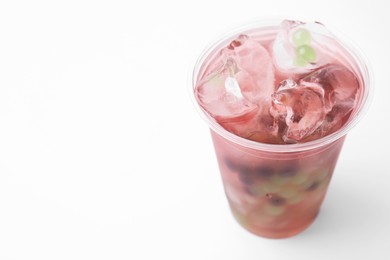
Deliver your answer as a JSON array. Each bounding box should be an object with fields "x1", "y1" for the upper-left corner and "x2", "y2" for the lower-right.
[{"x1": 191, "y1": 20, "x2": 371, "y2": 238}]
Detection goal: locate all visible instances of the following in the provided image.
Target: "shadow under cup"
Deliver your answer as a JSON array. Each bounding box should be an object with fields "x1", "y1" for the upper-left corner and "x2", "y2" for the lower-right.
[{"x1": 191, "y1": 21, "x2": 371, "y2": 238}]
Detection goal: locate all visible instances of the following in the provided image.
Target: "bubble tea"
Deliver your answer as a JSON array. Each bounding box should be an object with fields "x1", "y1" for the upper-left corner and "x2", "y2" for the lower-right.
[{"x1": 192, "y1": 20, "x2": 370, "y2": 238}]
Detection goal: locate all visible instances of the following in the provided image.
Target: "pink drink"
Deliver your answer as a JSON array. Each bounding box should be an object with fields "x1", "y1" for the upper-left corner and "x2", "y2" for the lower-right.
[{"x1": 192, "y1": 20, "x2": 370, "y2": 238}]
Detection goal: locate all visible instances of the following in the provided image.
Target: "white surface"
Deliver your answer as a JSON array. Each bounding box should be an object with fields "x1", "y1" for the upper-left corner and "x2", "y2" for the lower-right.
[{"x1": 0, "y1": 1, "x2": 389, "y2": 259}]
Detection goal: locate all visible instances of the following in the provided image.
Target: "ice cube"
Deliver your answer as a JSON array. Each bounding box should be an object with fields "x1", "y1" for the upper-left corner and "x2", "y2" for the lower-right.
[
  {"x1": 300, "y1": 64, "x2": 360, "y2": 135},
  {"x1": 270, "y1": 79, "x2": 326, "y2": 143},
  {"x1": 224, "y1": 35, "x2": 275, "y2": 104},
  {"x1": 195, "y1": 34, "x2": 275, "y2": 135},
  {"x1": 219, "y1": 108, "x2": 283, "y2": 144},
  {"x1": 195, "y1": 58, "x2": 257, "y2": 120},
  {"x1": 270, "y1": 64, "x2": 360, "y2": 143},
  {"x1": 272, "y1": 20, "x2": 340, "y2": 74}
]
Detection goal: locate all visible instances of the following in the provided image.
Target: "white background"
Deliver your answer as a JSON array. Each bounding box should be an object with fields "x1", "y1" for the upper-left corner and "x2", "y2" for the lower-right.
[{"x1": 0, "y1": 0, "x2": 389, "y2": 259}]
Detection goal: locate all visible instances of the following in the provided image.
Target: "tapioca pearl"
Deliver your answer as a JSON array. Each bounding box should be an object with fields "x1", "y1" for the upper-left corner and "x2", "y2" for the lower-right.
[
  {"x1": 264, "y1": 204, "x2": 285, "y2": 216},
  {"x1": 317, "y1": 178, "x2": 331, "y2": 191},
  {"x1": 224, "y1": 157, "x2": 239, "y2": 172},
  {"x1": 253, "y1": 166, "x2": 274, "y2": 179},
  {"x1": 292, "y1": 28, "x2": 312, "y2": 46},
  {"x1": 296, "y1": 45, "x2": 316, "y2": 62},
  {"x1": 299, "y1": 176, "x2": 315, "y2": 188},
  {"x1": 291, "y1": 173, "x2": 308, "y2": 185},
  {"x1": 305, "y1": 181, "x2": 320, "y2": 191},
  {"x1": 238, "y1": 167, "x2": 255, "y2": 185},
  {"x1": 279, "y1": 186, "x2": 299, "y2": 199},
  {"x1": 247, "y1": 184, "x2": 266, "y2": 197},
  {"x1": 307, "y1": 172, "x2": 331, "y2": 192},
  {"x1": 294, "y1": 55, "x2": 309, "y2": 67},
  {"x1": 266, "y1": 194, "x2": 286, "y2": 206},
  {"x1": 277, "y1": 166, "x2": 298, "y2": 178},
  {"x1": 270, "y1": 176, "x2": 290, "y2": 187},
  {"x1": 287, "y1": 192, "x2": 304, "y2": 205},
  {"x1": 262, "y1": 182, "x2": 282, "y2": 193}
]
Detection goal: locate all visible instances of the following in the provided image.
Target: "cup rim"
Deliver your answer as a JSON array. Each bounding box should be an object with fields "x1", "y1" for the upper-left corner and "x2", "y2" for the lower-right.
[{"x1": 190, "y1": 19, "x2": 373, "y2": 153}]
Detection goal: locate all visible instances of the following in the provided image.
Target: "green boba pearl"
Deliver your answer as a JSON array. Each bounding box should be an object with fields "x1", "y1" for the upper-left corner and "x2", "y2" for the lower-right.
[
  {"x1": 291, "y1": 174, "x2": 308, "y2": 185},
  {"x1": 296, "y1": 45, "x2": 317, "y2": 63},
  {"x1": 248, "y1": 184, "x2": 266, "y2": 196},
  {"x1": 270, "y1": 176, "x2": 290, "y2": 187},
  {"x1": 294, "y1": 55, "x2": 309, "y2": 67},
  {"x1": 262, "y1": 183, "x2": 281, "y2": 194},
  {"x1": 292, "y1": 28, "x2": 312, "y2": 46}
]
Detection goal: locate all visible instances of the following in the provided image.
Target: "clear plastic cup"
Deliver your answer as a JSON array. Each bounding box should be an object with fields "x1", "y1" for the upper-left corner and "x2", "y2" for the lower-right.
[{"x1": 191, "y1": 20, "x2": 372, "y2": 238}]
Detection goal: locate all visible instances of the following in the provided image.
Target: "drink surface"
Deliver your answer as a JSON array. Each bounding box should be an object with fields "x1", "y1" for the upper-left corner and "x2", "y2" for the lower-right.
[{"x1": 195, "y1": 20, "x2": 363, "y2": 144}]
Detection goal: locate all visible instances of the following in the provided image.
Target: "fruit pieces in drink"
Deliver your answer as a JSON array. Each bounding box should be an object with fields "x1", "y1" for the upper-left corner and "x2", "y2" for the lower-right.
[{"x1": 211, "y1": 130, "x2": 345, "y2": 238}]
